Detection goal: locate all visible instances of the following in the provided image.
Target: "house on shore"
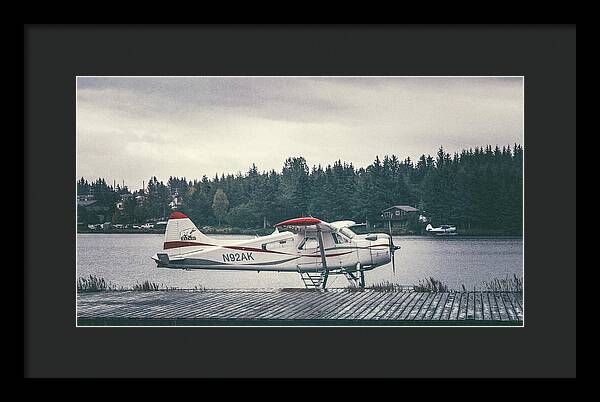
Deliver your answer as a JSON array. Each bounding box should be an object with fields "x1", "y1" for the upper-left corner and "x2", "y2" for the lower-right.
[{"x1": 381, "y1": 205, "x2": 419, "y2": 233}]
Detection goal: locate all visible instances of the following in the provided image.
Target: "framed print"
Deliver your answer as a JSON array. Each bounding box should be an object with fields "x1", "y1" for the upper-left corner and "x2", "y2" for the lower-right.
[{"x1": 24, "y1": 24, "x2": 576, "y2": 378}]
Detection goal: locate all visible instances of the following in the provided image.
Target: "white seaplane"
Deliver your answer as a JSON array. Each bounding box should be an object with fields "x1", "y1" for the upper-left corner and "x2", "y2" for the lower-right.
[
  {"x1": 425, "y1": 223, "x2": 458, "y2": 236},
  {"x1": 151, "y1": 212, "x2": 399, "y2": 289}
]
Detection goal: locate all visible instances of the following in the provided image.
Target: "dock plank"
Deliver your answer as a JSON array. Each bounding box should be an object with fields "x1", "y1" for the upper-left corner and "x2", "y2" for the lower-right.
[
  {"x1": 337, "y1": 291, "x2": 383, "y2": 319},
  {"x1": 183, "y1": 292, "x2": 251, "y2": 318},
  {"x1": 193, "y1": 292, "x2": 260, "y2": 319},
  {"x1": 507, "y1": 292, "x2": 524, "y2": 321},
  {"x1": 494, "y1": 292, "x2": 509, "y2": 321},
  {"x1": 253, "y1": 291, "x2": 309, "y2": 319},
  {"x1": 311, "y1": 290, "x2": 362, "y2": 320},
  {"x1": 467, "y1": 292, "x2": 476, "y2": 320},
  {"x1": 501, "y1": 292, "x2": 518, "y2": 321},
  {"x1": 449, "y1": 293, "x2": 461, "y2": 320},
  {"x1": 458, "y1": 292, "x2": 468, "y2": 320},
  {"x1": 329, "y1": 291, "x2": 376, "y2": 320},
  {"x1": 408, "y1": 292, "x2": 434, "y2": 320},
  {"x1": 318, "y1": 290, "x2": 367, "y2": 320},
  {"x1": 284, "y1": 292, "x2": 340, "y2": 320},
  {"x1": 474, "y1": 292, "x2": 483, "y2": 320},
  {"x1": 372, "y1": 292, "x2": 413, "y2": 320},
  {"x1": 292, "y1": 291, "x2": 343, "y2": 320},
  {"x1": 440, "y1": 293, "x2": 456, "y2": 321},
  {"x1": 363, "y1": 291, "x2": 407, "y2": 320},
  {"x1": 380, "y1": 291, "x2": 417, "y2": 320},
  {"x1": 396, "y1": 292, "x2": 425, "y2": 320},
  {"x1": 488, "y1": 292, "x2": 501, "y2": 321},
  {"x1": 351, "y1": 291, "x2": 393, "y2": 320},
  {"x1": 278, "y1": 291, "x2": 340, "y2": 320},
  {"x1": 420, "y1": 293, "x2": 442, "y2": 321},
  {"x1": 227, "y1": 291, "x2": 291, "y2": 318},
  {"x1": 431, "y1": 293, "x2": 449, "y2": 320},
  {"x1": 77, "y1": 290, "x2": 523, "y2": 325}
]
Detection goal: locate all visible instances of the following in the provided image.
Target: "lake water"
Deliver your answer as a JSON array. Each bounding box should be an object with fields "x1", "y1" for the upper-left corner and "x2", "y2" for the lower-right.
[{"x1": 77, "y1": 234, "x2": 523, "y2": 290}]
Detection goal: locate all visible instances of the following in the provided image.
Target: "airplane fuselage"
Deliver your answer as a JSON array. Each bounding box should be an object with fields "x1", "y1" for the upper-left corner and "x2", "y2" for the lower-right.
[{"x1": 153, "y1": 229, "x2": 391, "y2": 273}]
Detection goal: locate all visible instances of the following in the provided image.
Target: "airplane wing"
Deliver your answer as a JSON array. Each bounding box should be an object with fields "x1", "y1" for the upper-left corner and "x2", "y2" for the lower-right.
[
  {"x1": 274, "y1": 217, "x2": 332, "y2": 283},
  {"x1": 274, "y1": 217, "x2": 334, "y2": 232},
  {"x1": 329, "y1": 220, "x2": 357, "y2": 231}
]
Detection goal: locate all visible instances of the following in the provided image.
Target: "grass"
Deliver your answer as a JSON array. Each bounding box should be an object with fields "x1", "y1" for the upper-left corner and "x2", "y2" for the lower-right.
[
  {"x1": 411, "y1": 274, "x2": 523, "y2": 292},
  {"x1": 78, "y1": 274, "x2": 523, "y2": 293},
  {"x1": 76, "y1": 275, "x2": 204, "y2": 292},
  {"x1": 77, "y1": 275, "x2": 120, "y2": 292},
  {"x1": 132, "y1": 280, "x2": 161, "y2": 291},
  {"x1": 482, "y1": 274, "x2": 523, "y2": 292},
  {"x1": 344, "y1": 283, "x2": 365, "y2": 292},
  {"x1": 413, "y1": 277, "x2": 450, "y2": 292},
  {"x1": 368, "y1": 281, "x2": 404, "y2": 292},
  {"x1": 344, "y1": 281, "x2": 410, "y2": 292}
]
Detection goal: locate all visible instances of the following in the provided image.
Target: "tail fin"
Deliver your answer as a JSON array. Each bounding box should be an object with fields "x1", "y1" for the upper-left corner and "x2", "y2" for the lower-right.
[
  {"x1": 163, "y1": 211, "x2": 213, "y2": 250},
  {"x1": 425, "y1": 224, "x2": 433, "y2": 231}
]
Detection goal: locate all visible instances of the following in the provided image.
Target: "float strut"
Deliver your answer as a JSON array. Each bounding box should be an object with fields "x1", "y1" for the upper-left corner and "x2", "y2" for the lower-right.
[{"x1": 316, "y1": 227, "x2": 329, "y2": 289}]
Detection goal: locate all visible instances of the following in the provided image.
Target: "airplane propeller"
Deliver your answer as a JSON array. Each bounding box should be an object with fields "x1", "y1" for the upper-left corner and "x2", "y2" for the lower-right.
[{"x1": 387, "y1": 228, "x2": 400, "y2": 274}]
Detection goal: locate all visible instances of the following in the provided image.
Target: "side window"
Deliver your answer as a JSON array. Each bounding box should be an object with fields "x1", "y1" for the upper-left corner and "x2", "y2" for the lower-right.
[
  {"x1": 298, "y1": 237, "x2": 319, "y2": 250},
  {"x1": 264, "y1": 238, "x2": 293, "y2": 251},
  {"x1": 332, "y1": 233, "x2": 349, "y2": 244}
]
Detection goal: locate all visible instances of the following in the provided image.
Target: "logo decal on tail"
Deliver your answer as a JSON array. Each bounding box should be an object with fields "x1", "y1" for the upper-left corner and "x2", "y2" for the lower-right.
[{"x1": 180, "y1": 229, "x2": 197, "y2": 240}]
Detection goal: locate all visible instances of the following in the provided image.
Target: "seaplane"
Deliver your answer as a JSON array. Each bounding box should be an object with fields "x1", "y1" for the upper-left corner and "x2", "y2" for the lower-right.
[
  {"x1": 151, "y1": 211, "x2": 400, "y2": 289},
  {"x1": 425, "y1": 223, "x2": 458, "y2": 236}
]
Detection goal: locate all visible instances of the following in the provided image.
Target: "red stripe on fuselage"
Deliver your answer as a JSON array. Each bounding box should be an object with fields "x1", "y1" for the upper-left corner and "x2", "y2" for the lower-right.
[
  {"x1": 368, "y1": 243, "x2": 389, "y2": 249},
  {"x1": 163, "y1": 241, "x2": 290, "y2": 254},
  {"x1": 225, "y1": 245, "x2": 290, "y2": 255},
  {"x1": 304, "y1": 251, "x2": 354, "y2": 258},
  {"x1": 163, "y1": 242, "x2": 359, "y2": 258},
  {"x1": 163, "y1": 241, "x2": 213, "y2": 250}
]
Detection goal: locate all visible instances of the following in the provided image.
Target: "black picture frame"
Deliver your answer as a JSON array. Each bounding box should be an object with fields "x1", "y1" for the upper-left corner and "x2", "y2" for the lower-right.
[{"x1": 24, "y1": 24, "x2": 576, "y2": 378}]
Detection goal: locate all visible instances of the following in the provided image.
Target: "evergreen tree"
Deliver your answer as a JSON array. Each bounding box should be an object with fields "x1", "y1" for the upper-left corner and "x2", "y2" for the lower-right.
[
  {"x1": 77, "y1": 143, "x2": 524, "y2": 235},
  {"x1": 212, "y1": 188, "x2": 230, "y2": 226}
]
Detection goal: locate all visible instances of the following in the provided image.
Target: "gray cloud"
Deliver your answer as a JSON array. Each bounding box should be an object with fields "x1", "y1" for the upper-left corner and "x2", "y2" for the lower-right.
[{"x1": 77, "y1": 77, "x2": 523, "y2": 189}]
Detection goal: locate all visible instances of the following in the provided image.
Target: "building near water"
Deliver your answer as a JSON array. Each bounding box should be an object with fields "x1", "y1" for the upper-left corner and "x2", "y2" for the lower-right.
[
  {"x1": 382, "y1": 205, "x2": 418, "y2": 219},
  {"x1": 381, "y1": 205, "x2": 419, "y2": 233}
]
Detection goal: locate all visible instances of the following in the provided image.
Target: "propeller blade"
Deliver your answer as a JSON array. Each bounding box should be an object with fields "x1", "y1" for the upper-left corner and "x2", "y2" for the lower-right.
[{"x1": 389, "y1": 234, "x2": 396, "y2": 274}]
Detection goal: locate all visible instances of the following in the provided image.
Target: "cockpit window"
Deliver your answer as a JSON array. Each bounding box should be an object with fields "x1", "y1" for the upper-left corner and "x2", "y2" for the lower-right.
[
  {"x1": 339, "y1": 227, "x2": 356, "y2": 239},
  {"x1": 332, "y1": 233, "x2": 350, "y2": 244}
]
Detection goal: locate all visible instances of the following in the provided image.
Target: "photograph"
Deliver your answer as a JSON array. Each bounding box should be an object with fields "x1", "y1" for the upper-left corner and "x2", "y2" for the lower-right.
[{"x1": 76, "y1": 76, "x2": 524, "y2": 326}]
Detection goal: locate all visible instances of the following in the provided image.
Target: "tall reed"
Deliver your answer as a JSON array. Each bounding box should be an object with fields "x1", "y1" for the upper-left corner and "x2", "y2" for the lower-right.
[
  {"x1": 482, "y1": 274, "x2": 523, "y2": 292},
  {"x1": 413, "y1": 277, "x2": 449, "y2": 292},
  {"x1": 77, "y1": 275, "x2": 113, "y2": 292}
]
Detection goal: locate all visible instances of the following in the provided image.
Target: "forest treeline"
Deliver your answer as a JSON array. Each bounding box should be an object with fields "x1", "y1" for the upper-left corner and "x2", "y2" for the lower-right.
[{"x1": 77, "y1": 144, "x2": 523, "y2": 235}]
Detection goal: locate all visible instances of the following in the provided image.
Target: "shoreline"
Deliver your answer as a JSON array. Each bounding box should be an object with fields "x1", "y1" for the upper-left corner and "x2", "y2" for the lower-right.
[{"x1": 76, "y1": 229, "x2": 523, "y2": 237}]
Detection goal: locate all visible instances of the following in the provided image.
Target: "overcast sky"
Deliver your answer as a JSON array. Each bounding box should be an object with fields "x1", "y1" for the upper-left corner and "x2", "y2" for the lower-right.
[{"x1": 77, "y1": 76, "x2": 523, "y2": 190}]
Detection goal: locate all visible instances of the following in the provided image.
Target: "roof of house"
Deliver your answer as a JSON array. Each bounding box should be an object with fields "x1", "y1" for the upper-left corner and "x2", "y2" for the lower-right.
[{"x1": 382, "y1": 205, "x2": 419, "y2": 212}]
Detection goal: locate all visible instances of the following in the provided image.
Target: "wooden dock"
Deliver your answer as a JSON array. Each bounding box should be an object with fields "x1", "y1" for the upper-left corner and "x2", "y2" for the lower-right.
[{"x1": 77, "y1": 289, "x2": 523, "y2": 326}]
